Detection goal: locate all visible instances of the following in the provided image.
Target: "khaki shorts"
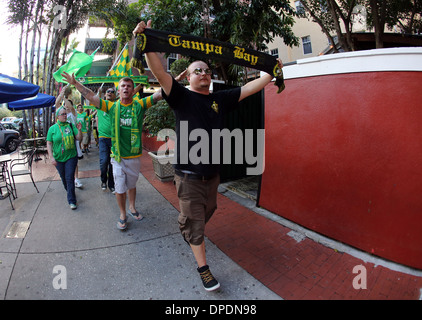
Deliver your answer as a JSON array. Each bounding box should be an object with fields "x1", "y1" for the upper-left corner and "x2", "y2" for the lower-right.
[
  {"x1": 82, "y1": 132, "x2": 89, "y2": 145},
  {"x1": 174, "y1": 173, "x2": 220, "y2": 245},
  {"x1": 111, "y1": 157, "x2": 141, "y2": 194}
]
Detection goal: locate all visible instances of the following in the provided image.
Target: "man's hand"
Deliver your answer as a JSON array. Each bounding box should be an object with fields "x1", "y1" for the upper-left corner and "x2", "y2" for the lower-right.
[
  {"x1": 174, "y1": 69, "x2": 188, "y2": 82},
  {"x1": 60, "y1": 72, "x2": 100, "y2": 108},
  {"x1": 133, "y1": 20, "x2": 152, "y2": 36},
  {"x1": 61, "y1": 72, "x2": 76, "y2": 85},
  {"x1": 239, "y1": 57, "x2": 284, "y2": 102},
  {"x1": 133, "y1": 19, "x2": 173, "y2": 96},
  {"x1": 276, "y1": 58, "x2": 283, "y2": 70}
]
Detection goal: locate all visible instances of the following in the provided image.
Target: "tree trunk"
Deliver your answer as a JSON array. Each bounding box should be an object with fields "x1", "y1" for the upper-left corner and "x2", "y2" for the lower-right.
[
  {"x1": 370, "y1": 0, "x2": 385, "y2": 48},
  {"x1": 42, "y1": 25, "x2": 52, "y2": 93},
  {"x1": 301, "y1": 0, "x2": 339, "y2": 53},
  {"x1": 61, "y1": 35, "x2": 70, "y2": 65},
  {"x1": 23, "y1": 2, "x2": 34, "y2": 81},
  {"x1": 18, "y1": 20, "x2": 24, "y2": 80},
  {"x1": 327, "y1": 0, "x2": 350, "y2": 51},
  {"x1": 29, "y1": 0, "x2": 43, "y2": 85}
]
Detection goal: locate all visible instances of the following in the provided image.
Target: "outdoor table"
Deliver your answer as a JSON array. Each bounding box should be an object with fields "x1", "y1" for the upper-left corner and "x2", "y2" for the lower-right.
[
  {"x1": 22, "y1": 137, "x2": 46, "y2": 161},
  {"x1": 0, "y1": 153, "x2": 16, "y2": 199},
  {"x1": 0, "y1": 154, "x2": 11, "y2": 161},
  {"x1": 23, "y1": 137, "x2": 46, "y2": 147},
  {"x1": 0, "y1": 154, "x2": 12, "y2": 171},
  {"x1": 0, "y1": 154, "x2": 11, "y2": 168}
]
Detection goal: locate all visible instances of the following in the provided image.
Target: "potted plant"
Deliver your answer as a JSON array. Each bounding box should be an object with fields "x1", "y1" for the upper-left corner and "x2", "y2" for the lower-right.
[
  {"x1": 144, "y1": 58, "x2": 190, "y2": 181},
  {"x1": 144, "y1": 99, "x2": 176, "y2": 181}
]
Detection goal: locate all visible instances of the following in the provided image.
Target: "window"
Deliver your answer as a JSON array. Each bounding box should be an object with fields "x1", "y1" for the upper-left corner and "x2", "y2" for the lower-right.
[
  {"x1": 167, "y1": 53, "x2": 177, "y2": 72},
  {"x1": 295, "y1": 1, "x2": 305, "y2": 15},
  {"x1": 330, "y1": 36, "x2": 338, "y2": 46},
  {"x1": 302, "y1": 36, "x2": 312, "y2": 55},
  {"x1": 270, "y1": 48, "x2": 279, "y2": 58}
]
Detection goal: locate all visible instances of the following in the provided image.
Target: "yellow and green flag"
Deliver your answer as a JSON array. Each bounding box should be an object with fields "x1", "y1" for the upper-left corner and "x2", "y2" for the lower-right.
[{"x1": 109, "y1": 44, "x2": 133, "y2": 88}]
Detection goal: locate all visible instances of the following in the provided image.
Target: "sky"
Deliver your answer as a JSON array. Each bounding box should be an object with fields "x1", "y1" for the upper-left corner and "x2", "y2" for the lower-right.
[
  {"x1": 0, "y1": 0, "x2": 111, "y2": 80},
  {"x1": 0, "y1": 0, "x2": 21, "y2": 76}
]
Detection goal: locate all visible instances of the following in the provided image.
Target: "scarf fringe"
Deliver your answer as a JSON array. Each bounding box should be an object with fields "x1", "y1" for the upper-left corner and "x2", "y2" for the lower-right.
[{"x1": 131, "y1": 58, "x2": 145, "y2": 74}]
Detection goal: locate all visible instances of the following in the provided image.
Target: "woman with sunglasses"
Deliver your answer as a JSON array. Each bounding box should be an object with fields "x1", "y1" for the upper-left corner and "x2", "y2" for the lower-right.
[
  {"x1": 55, "y1": 85, "x2": 84, "y2": 188},
  {"x1": 46, "y1": 107, "x2": 82, "y2": 210}
]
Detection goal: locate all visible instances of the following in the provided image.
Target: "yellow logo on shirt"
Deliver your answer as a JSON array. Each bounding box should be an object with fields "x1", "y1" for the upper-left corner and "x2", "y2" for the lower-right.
[{"x1": 211, "y1": 101, "x2": 218, "y2": 113}]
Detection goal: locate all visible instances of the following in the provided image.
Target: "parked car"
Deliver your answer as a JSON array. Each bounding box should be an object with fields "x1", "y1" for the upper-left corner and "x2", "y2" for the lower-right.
[
  {"x1": 1, "y1": 122, "x2": 19, "y2": 131},
  {"x1": 1, "y1": 116, "x2": 18, "y2": 123},
  {"x1": 0, "y1": 123, "x2": 20, "y2": 154},
  {"x1": 13, "y1": 118, "x2": 23, "y2": 125}
]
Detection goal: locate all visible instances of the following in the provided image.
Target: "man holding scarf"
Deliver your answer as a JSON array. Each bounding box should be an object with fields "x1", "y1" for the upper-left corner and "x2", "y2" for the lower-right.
[
  {"x1": 133, "y1": 20, "x2": 283, "y2": 292},
  {"x1": 61, "y1": 73, "x2": 160, "y2": 230}
]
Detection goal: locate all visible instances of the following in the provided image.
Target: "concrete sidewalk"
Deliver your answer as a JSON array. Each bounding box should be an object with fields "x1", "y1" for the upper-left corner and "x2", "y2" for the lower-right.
[
  {"x1": 1, "y1": 145, "x2": 422, "y2": 300},
  {"x1": 0, "y1": 147, "x2": 280, "y2": 300}
]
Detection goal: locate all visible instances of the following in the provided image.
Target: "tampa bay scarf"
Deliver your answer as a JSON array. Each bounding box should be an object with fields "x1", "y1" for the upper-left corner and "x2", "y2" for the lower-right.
[
  {"x1": 111, "y1": 101, "x2": 141, "y2": 162},
  {"x1": 57, "y1": 121, "x2": 76, "y2": 152},
  {"x1": 132, "y1": 28, "x2": 285, "y2": 93}
]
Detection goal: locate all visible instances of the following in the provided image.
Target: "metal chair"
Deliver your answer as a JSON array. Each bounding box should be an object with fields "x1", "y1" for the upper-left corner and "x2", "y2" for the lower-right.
[
  {"x1": 0, "y1": 161, "x2": 14, "y2": 210},
  {"x1": 10, "y1": 148, "x2": 39, "y2": 198}
]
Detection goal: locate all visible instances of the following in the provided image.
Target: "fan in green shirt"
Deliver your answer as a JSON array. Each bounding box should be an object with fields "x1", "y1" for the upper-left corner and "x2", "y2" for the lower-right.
[
  {"x1": 97, "y1": 95, "x2": 154, "y2": 161},
  {"x1": 60, "y1": 72, "x2": 162, "y2": 230},
  {"x1": 76, "y1": 106, "x2": 88, "y2": 133},
  {"x1": 47, "y1": 107, "x2": 82, "y2": 210},
  {"x1": 47, "y1": 116, "x2": 81, "y2": 162}
]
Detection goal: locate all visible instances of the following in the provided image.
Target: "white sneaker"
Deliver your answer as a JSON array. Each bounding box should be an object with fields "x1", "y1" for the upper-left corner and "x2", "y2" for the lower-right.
[{"x1": 75, "y1": 178, "x2": 83, "y2": 188}]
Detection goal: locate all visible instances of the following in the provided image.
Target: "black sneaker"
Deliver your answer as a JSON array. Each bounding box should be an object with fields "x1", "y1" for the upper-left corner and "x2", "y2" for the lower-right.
[
  {"x1": 197, "y1": 265, "x2": 220, "y2": 291},
  {"x1": 101, "y1": 182, "x2": 107, "y2": 190}
]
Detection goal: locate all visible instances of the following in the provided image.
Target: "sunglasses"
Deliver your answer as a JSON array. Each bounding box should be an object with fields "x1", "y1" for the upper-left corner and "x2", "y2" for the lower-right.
[
  {"x1": 106, "y1": 89, "x2": 115, "y2": 94},
  {"x1": 58, "y1": 113, "x2": 67, "y2": 116},
  {"x1": 192, "y1": 68, "x2": 212, "y2": 75}
]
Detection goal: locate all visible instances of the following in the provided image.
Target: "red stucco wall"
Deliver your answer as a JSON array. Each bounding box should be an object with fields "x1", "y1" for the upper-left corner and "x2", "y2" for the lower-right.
[
  {"x1": 142, "y1": 131, "x2": 175, "y2": 152},
  {"x1": 259, "y1": 71, "x2": 422, "y2": 269}
]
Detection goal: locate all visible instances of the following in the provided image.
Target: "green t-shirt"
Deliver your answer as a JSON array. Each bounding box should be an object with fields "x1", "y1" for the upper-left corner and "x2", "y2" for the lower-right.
[
  {"x1": 98, "y1": 96, "x2": 153, "y2": 159},
  {"x1": 97, "y1": 109, "x2": 111, "y2": 138},
  {"x1": 46, "y1": 121, "x2": 79, "y2": 162},
  {"x1": 76, "y1": 111, "x2": 88, "y2": 133}
]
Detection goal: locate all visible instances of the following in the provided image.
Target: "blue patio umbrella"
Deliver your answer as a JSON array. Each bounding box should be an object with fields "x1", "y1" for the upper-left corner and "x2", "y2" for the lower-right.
[
  {"x1": 8, "y1": 93, "x2": 56, "y2": 140},
  {"x1": 8, "y1": 93, "x2": 56, "y2": 111},
  {"x1": 0, "y1": 73, "x2": 40, "y2": 103}
]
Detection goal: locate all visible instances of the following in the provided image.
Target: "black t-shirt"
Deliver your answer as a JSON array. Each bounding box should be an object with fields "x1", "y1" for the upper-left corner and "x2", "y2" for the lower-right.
[{"x1": 163, "y1": 77, "x2": 241, "y2": 175}]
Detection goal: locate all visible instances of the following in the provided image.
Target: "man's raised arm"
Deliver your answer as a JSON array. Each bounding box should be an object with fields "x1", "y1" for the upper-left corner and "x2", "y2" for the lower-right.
[
  {"x1": 61, "y1": 72, "x2": 101, "y2": 108},
  {"x1": 239, "y1": 58, "x2": 283, "y2": 102},
  {"x1": 55, "y1": 84, "x2": 69, "y2": 109},
  {"x1": 132, "y1": 20, "x2": 173, "y2": 96}
]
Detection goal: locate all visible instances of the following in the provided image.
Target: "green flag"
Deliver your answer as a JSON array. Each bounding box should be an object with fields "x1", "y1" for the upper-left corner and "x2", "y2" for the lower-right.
[{"x1": 53, "y1": 48, "x2": 99, "y2": 83}]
